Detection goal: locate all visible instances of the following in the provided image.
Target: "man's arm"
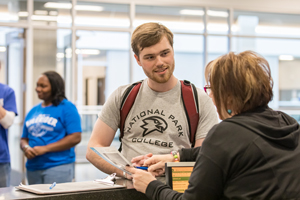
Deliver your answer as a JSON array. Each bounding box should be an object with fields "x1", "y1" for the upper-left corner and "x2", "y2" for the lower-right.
[
  {"x1": 194, "y1": 138, "x2": 204, "y2": 147},
  {"x1": 86, "y1": 118, "x2": 125, "y2": 178},
  {"x1": 194, "y1": 89, "x2": 219, "y2": 147}
]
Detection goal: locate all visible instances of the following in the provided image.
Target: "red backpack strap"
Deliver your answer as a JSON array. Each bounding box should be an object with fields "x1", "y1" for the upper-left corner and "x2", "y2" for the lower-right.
[
  {"x1": 180, "y1": 80, "x2": 199, "y2": 147},
  {"x1": 119, "y1": 81, "x2": 143, "y2": 142}
]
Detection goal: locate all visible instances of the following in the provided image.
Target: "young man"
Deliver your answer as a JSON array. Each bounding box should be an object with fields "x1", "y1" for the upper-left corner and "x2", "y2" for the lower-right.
[
  {"x1": 0, "y1": 63, "x2": 18, "y2": 187},
  {"x1": 86, "y1": 22, "x2": 218, "y2": 178}
]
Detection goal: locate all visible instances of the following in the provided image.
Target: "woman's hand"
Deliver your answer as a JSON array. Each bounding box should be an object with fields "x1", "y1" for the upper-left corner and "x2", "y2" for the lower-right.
[
  {"x1": 144, "y1": 154, "x2": 174, "y2": 176},
  {"x1": 131, "y1": 153, "x2": 153, "y2": 166},
  {"x1": 24, "y1": 147, "x2": 38, "y2": 159},
  {"x1": 32, "y1": 146, "x2": 49, "y2": 156},
  {"x1": 126, "y1": 167, "x2": 156, "y2": 193}
]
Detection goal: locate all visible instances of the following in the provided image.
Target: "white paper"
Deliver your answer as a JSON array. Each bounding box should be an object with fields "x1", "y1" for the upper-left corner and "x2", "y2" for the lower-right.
[
  {"x1": 15, "y1": 181, "x2": 125, "y2": 194},
  {"x1": 90, "y1": 146, "x2": 132, "y2": 175}
]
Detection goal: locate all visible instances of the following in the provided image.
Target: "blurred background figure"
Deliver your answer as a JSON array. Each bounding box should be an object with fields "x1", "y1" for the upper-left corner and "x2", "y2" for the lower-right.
[
  {"x1": 20, "y1": 71, "x2": 82, "y2": 184},
  {"x1": 0, "y1": 62, "x2": 18, "y2": 187}
]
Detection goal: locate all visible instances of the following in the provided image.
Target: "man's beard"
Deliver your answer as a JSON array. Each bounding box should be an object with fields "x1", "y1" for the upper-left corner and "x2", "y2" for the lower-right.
[{"x1": 148, "y1": 64, "x2": 174, "y2": 83}]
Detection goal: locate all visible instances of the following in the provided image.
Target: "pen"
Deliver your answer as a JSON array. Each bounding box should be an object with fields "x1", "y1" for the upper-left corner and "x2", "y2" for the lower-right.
[
  {"x1": 49, "y1": 182, "x2": 56, "y2": 189},
  {"x1": 135, "y1": 166, "x2": 148, "y2": 170}
]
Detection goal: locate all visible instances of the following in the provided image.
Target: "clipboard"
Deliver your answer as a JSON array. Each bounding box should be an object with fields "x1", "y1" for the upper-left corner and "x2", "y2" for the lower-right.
[
  {"x1": 15, "y1": 180, "x2": 125, "y2": 195},
  {"x1": 90, "y1": 147, "x2": 132, "y2": 175}
]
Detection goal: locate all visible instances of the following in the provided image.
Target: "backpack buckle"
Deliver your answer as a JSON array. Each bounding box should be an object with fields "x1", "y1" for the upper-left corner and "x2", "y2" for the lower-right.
[{"x1": 183, "y1": 80, "x2": 191, "y2": 86}]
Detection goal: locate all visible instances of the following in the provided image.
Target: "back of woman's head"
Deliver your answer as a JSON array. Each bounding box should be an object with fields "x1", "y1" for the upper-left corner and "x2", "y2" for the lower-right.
[
  {"x1": 43, "y1": 71, "x2": 66, "y2": 106},
  {"x1": 205, "y1": 51, "x2": 273, "y2": 120}
]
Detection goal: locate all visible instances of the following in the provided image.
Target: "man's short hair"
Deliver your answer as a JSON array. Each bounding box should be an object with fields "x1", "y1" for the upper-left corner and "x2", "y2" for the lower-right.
[
  {"x1": 205, "y1": 51, "x2": 273, "y2": 120},
  {"x1": 131, "y1": 22, "x2": 173, "y2": 57}
]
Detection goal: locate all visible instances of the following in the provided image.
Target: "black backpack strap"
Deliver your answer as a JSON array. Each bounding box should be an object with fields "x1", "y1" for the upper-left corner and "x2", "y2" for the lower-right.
[
  {"x1": 119, "y1": 80, "x2": 143, "y2": 151},
  {"x1": 180, "y1": 80, "x2": 199, "y2": 147}
]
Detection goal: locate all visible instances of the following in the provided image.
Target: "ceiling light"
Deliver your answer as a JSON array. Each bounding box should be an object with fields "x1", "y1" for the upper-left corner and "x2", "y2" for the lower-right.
[
  {"x1": 31, "y1": 15, "x2": 57, "y2": 21},
  {"x1": 44, "y1": 2, "x2": 103, "y2": 11},
  {"x1": 207, "y1": 10, "x2": 228, "y2": 17},
  {"x1": 76, "y1": 49, "x2": 100, "y2": 55},
  {"x1": 18, "y1": 11, "x2": 28, "y2": 17},
  {"x1": 207, "y1": 23, "x2": 228, "y2": 32},
  {"x1": 180, "y1": 9, "x2": 204, "y2": 16},
  {"x1": 34, "y1": 10, "x2": 48, "y2": 15},
  {"x1": 76, "y1": 5, "x2": 103, "y2": 11},
  {"x1": 56, "y1": 52, "x2": 64, "y2": 58},
  {"x1": 231, "y1": 25, "x2": 239, "y2": 32},
  {"x1": 74, "y1": 17, "x2": 129, "y2": 27},
  {"x1": 65, "y1": 48, "x2": 100, "y2": 55},
  {"x1": 0, "y1": 12, "x2": 19, "y2": 21},
  {"x1": 44, "y1": 2, "x2": 72, "y2": 9},
  {"x1": 279, "y1": 55, "x2": 294, "y2": 61},
  {"x1": 0, "y1": 46, "x2": 6, "y2": 52},
  {"x1": 49, "y1": 11, "x2": 58, "y2": 16},
  {"x1": 134, "y1": 20, "x2": 204, "y2": 32},
  {"x1": 65, "y1": 48, "x2": 72, "y2": 54}
]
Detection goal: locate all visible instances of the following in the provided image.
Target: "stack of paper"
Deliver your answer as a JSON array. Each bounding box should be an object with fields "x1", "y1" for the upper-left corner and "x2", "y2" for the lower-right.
[{"x1": 16, "y1": 181, "x2": 125, "y2": 194}]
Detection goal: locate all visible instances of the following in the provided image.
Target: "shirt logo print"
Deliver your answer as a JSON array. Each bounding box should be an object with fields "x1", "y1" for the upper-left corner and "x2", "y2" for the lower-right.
[{"x1": 140, "y1": 116, "x2": 168, "y2": 137}]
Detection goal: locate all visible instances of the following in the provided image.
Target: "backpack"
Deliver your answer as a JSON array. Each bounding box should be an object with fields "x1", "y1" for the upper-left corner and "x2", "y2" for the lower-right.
[{"x1": 119, "y1": 80, "x2": 199, "y2": 151}]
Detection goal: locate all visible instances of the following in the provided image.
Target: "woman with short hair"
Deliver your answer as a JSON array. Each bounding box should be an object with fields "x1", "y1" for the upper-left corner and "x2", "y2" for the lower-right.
[
  {"x1": 20, "y1": 71, "x2": 82, "y2": 184},
  {"x1": 127, "y1": 51, "x2": 300, "y2": 199}
]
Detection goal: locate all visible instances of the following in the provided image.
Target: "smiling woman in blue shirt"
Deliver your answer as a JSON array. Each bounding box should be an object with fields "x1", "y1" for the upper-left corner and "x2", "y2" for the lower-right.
[{"x1": 20, "y1": 71, "x2": 82, "y2": 184}]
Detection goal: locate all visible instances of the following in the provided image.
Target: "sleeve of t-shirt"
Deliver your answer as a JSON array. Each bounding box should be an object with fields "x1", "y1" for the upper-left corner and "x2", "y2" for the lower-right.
[
  {"x1": 21, "y1": 112, "x2": 30, "y2": 138},
  {"x1": 98, "y1": 85, "x2": 129, "y2": 132},
  {"x1": 195, "y1": 89, "x2": 219, "y2": 140},
  {"x1": 4, "y1": 87, "x2": 18, "y2": 116},
  {"x1": 62, "y1": 101, "x2": 82, "y2": 135}
]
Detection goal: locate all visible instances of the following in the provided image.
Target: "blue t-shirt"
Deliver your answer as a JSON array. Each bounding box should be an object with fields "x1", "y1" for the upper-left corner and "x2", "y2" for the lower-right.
[
  {"x1": 22, "y1": 99, "x2": 82, "y2": 171},
  {"x1": 0, "y1": 83, "x2": 18, "y2": 163}
]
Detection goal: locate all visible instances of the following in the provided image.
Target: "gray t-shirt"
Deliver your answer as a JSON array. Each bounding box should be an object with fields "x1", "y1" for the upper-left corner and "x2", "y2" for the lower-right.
[{"x1": 99, "y1": 79, "x2": 218, "y2": 161}]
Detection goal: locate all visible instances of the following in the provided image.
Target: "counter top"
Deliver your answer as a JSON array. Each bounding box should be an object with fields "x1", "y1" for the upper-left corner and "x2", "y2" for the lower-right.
[{"x1": 0, "y1": 179, "x2": 148, "y2": 200}]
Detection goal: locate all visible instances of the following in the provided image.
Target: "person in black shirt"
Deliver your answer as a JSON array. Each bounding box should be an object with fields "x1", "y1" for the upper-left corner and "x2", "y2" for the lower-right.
[{"x1": 127, "y1": 50, "x2": 300, "y2": 199}]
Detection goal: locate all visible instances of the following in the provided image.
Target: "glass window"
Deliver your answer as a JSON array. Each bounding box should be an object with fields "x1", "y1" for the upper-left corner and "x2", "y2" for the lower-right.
[
  {"x1": 207, "y1": 36, "x2": 228, "y2": 62},
  {"x1": 33, "y1": 0, "x2": 72, "y2": 27},
  {"x1": 232, "y1": 37, "x2": 300, "y2": 108},
  {"x1": 76, "y1": 30, "x2": 130, "y2": 106},
  {"x1": 75, "y1": 2, "x2": 130, "y2": 28},
  {"x1": 135, "y1": 5, "x2": 204, "y2": 33},
  {"x1": 233, "y1": 10, "x2": 300, "y2": 38},
  {"x1": 173, "y1": 34, "x2": 204, "y2": 87},
  {"x1": 207, "y1": 8, "x2": 229, "y2": 34},
  {"x1": 0, "y1": 0, "x2": 27, "y2": 23},
  {"x1": 33, "y1": 29, "x2": 72, "y2": 104}
]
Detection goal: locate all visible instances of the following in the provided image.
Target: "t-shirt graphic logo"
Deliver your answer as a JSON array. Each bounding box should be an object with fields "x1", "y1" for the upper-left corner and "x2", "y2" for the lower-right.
[
  {"x1": 27, "y1": 114, "x2": 56, "y2": 137},
  {"x1": 141, "y1": 116, "x2": 168, "y2": 137}
]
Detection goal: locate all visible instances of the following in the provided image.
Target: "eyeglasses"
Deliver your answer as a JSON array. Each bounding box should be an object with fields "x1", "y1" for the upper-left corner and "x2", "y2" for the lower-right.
[{"x1": 204, "y1": 85, "x2": 211, "y2": 95}]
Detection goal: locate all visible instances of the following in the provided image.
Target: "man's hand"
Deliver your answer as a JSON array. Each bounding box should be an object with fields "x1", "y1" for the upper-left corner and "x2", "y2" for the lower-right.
[
  {"x1": 126, "y1": 166, "x2": 156, "y2": 194},
  {"x1": 131, "y1": 153, "x2": 153, "y2": 166},
  {"x1": 144, "y1": 154, "x2": 174, "y2": 176}
]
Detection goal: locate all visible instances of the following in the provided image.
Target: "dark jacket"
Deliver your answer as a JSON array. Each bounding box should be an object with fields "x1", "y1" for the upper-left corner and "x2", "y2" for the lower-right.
[{"x1": 146, "y1": 106, "x2": 300, "y2": 200}]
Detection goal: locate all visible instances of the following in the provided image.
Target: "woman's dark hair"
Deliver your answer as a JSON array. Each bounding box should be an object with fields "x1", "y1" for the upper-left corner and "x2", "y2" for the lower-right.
[{"x1": 43, "y1": 71, "x2": 66, "y2": 106}]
